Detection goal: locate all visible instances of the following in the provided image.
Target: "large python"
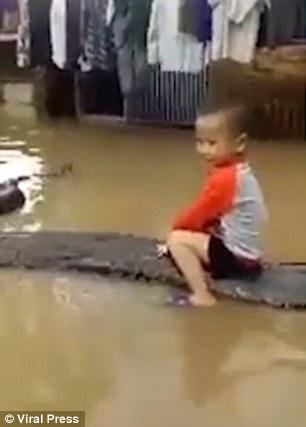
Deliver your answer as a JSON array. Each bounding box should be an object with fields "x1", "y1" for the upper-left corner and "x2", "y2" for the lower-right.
[
  {"x1": 0, "y1": 231, "x2": 305, "y2": 309},
  {"x1": 0, "y1": 163, "x2": 305, "y2": 309}
]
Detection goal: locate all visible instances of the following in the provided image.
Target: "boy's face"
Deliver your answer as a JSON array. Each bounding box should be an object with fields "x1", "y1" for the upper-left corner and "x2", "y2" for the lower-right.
[{"x1": 195, "y1": 111, "x2": 246, "y2": 165}]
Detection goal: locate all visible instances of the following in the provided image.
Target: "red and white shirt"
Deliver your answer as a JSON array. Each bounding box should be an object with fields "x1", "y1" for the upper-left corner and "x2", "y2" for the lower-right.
[{"x1": 172, "y1": 161, "x2": 267, "y2": 261}]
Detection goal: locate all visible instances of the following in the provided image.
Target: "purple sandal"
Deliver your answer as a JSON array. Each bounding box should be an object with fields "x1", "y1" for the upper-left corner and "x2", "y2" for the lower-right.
[{"x1": 166, "y1": 293, "x2": 192, "y2": 307}]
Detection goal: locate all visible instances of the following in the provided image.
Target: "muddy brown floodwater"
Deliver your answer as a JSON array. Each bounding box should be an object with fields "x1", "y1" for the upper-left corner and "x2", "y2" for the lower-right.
[{"x1": 0, "y1": 105, "x2": 306, "y2": 427}]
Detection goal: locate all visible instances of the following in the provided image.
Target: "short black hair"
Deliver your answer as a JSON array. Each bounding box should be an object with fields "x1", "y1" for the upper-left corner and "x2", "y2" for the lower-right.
[{"x1": 198, "y1": 100, "x2": 251, "y2": 136}]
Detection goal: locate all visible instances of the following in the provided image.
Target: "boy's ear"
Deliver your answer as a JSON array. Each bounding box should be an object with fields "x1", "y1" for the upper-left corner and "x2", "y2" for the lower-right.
[{"x1": 236, "y1": 132, "x2": 247, "y2": 154}]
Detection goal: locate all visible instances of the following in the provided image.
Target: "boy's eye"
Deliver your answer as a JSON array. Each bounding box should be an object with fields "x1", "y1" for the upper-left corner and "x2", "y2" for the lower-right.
[
  {"x1": 197, "y1": 138, "x2": 216, "y2": 146},
  {"x1": 207, "y1": 139, "x2": 217, "y2": 146}
]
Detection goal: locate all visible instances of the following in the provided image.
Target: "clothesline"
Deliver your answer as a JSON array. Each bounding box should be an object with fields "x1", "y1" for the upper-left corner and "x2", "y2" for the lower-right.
[{"x1": 11, "y1": 0, "x2": 306, "y2": 125}]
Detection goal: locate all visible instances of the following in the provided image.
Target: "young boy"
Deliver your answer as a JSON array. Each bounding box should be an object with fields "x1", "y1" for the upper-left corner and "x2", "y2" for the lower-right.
[{"x1": 157, "y1": 102, "x2": 267, "y2": 307}]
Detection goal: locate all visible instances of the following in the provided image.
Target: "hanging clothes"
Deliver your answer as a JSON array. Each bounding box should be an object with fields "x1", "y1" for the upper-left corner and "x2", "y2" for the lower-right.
[
  {"x1": 265, "y1": 0, "x2": 305, "y2": 46},
  {"x1": 28, "y1": 0, "x2": 52, "y2": 67},
  {"x1": 0, "y1": 1, "x2": 18, "y2": 11},
  {"x1": 0, "y1": 0, "x2": 18, "y2": 33},
  {"x1": 147, "y1": 0, "x2": 204, "y2": 73},
  {"x1": 106, "y1": 0, "x2": 115, "y2": 25},
  {"x1": 178, "y1": 0, "x2": 198, "y2": 39},
  {"x1": 80, "y1": 0, "x2": 115, "y2": 71},
  {"x1": 193, "y1": 0, "x2": 212, "y2": 43},
  {"x1": 66, "y1": 0, "x2": 81, "y2": 69},
  {"x1": 178, "y1": 0, "x2": 212, "y2": 44},
  {"x1": 50, "y1": 0, "x2": 67, "y2": 69},
  {"x1": 112, "y1": 0, "x2": 153, "y2": 96},
  {"x1": 208, "y1": 0, "x2": 268, "y2": 63},
  {"x1": 16, "y1": 0, "x2": 31, "y2": 68},
  {"x1": 256, "y1": 3, "x2": 268, "y2": 47}
]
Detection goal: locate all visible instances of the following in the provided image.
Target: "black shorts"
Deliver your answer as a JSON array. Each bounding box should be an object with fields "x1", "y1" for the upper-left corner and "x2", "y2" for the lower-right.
[{"x1": 208, "y1": 236, "x2": 263, "y2": 280}]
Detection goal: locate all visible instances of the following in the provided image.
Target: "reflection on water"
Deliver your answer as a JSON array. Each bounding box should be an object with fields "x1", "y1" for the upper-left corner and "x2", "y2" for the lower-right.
[
  {"x1": 0, "y1": 270, "x2": 306, "y2": 427},
  {"x1": 0, "y1": 107, "x2": 306, "y2": 426},
  {"x1": 0, "y1": 271, "x2": 118, "y2": 412}
]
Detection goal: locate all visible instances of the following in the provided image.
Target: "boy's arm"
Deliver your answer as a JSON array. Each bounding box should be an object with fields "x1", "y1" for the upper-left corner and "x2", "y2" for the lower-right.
[{"x1": 172, "y1": 166, "x2": 236, "y2": 232}]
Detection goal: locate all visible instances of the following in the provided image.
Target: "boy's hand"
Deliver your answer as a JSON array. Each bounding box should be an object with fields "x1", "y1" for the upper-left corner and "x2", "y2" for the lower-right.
[{"x1": 156, "y1": 243, "x2": 169, "y2": 258}]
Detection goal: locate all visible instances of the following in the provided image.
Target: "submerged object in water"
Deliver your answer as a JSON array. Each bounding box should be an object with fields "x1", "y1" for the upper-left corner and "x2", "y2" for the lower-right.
[
  {"x1": 0, "y1": 232, "x2": 305, "y2": 309},
  {"x1": 0, "y1": 180, "x2": 25, "y2": 215},
  {"x1": 0, "y1": 163, "x2": 74, "y2": 216}
]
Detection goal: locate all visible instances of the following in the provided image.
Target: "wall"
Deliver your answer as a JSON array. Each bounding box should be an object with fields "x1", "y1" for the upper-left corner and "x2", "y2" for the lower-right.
[{"x1": 208, "y1": 46, "x2": 306, "y2": 140}]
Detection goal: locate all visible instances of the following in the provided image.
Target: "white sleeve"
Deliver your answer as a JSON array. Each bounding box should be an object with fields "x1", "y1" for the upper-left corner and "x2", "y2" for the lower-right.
[{"x1": 147, "y1": 0, "x2": 160, "y2": 65}]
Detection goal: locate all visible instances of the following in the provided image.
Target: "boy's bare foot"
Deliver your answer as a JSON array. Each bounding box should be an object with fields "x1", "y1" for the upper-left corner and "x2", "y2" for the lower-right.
[{"x1": 189, "y1": 292, "x2": 216, "y2": 307}]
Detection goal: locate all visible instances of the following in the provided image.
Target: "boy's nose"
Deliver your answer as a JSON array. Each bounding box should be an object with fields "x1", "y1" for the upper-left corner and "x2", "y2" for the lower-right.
[{"x1": 202, "y1": 145, "x2": 211, "y2": 156}]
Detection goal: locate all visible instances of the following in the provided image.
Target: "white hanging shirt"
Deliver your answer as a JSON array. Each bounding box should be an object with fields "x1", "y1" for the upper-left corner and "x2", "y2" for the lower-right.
[
  {"x1": 147, "y1": 0, "x2": 204, "y2": 73},
  {"x1": 208, "y1": 0, "x2": 269, "y2": 63},
  {"x1": 50, "y1": 0, "x2": 67, "y2": 69},
  {"x1": 106, "y1": 0, "x2": 115, "y2": 26}
]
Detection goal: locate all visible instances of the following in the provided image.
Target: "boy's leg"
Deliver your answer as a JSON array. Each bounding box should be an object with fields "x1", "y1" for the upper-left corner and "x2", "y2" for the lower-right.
[{"x1": 167, "y1": 230, "x2": 216, "y2": 306}]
